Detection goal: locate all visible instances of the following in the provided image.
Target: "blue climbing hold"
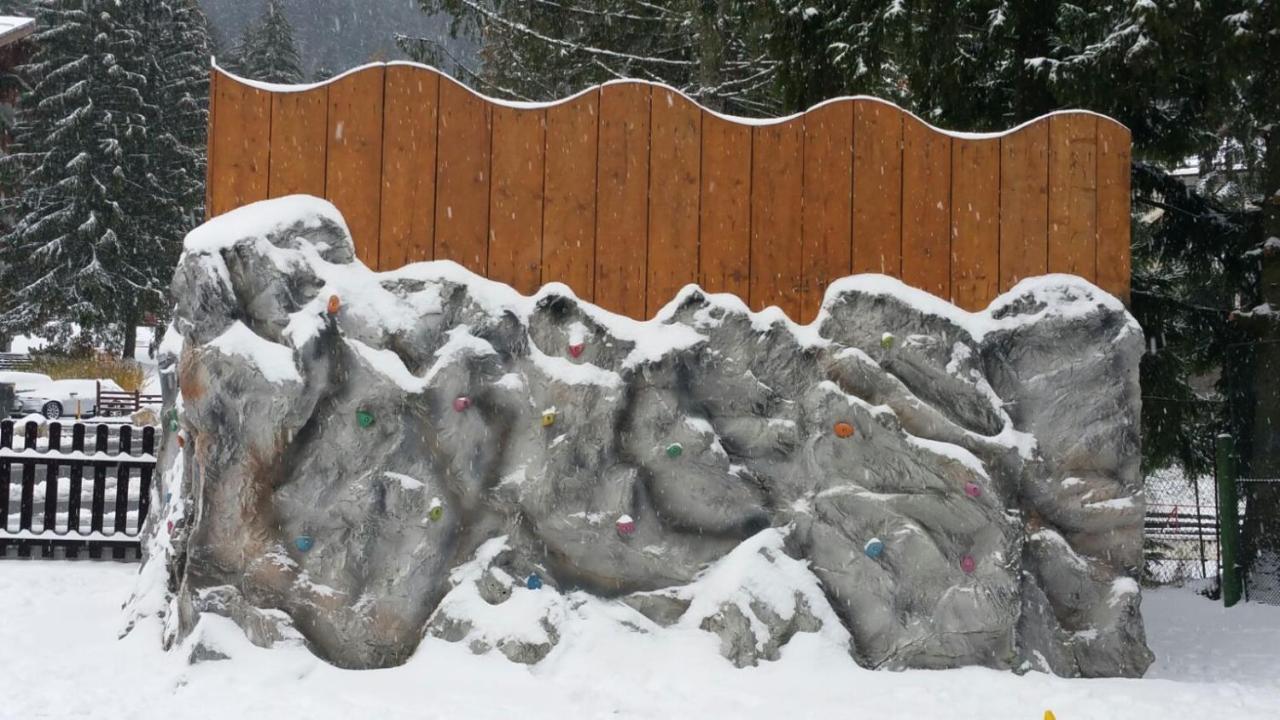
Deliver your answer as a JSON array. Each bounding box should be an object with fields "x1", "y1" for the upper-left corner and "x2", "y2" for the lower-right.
[
  {"x1": 864, "y1": 538, "x2": 885, "y2": 559},
  {"x1": 526, "y1": 573, "x2": 543, "y2": 590},
  {"x1": 295, "y1": 535, "x2": 314, "y2": 552}
]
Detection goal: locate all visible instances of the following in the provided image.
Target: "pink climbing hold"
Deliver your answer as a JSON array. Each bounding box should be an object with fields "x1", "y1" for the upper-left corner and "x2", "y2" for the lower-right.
[
  {"x1": 569, "y1": 343, "x2": 585, "y2": 358},
  {"x1": 167, "y1": 520, "x2": 174, "y2": 534},
  {"x1": 616, "y1": 514, "x2": 636, "y2": 536},
  {"x1": 964, "y1": 481, "x2": 981, "y2": 498},
  {"x1": 453, "y1": 396, "x2": 472, "y2": 412},
  {"x1": 961, "y1": 555, "x2": 977, "y2": 574}
]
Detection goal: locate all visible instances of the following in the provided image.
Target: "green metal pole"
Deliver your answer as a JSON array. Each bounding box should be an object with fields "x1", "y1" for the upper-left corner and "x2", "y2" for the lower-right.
[{"x1": 1216, "y1": 434, "x2": 1242, "y2": 607}]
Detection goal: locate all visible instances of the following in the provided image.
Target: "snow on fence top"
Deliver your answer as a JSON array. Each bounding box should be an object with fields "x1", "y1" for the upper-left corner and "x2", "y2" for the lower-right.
[
  {"x1": 206, "y1": 61, "x2": 1131, "y2": 321},
  {"x1": 0, "y1": 16, "x2": 34, "y2": 47}
]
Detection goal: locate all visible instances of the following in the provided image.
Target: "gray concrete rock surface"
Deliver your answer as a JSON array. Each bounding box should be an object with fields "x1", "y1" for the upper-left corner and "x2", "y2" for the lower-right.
[{"x1": 129, "y1": 196, "x2": 1153, "y2": 677}]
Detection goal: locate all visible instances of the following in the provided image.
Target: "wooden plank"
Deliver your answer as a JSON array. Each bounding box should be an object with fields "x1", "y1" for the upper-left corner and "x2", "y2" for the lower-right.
[
  {"x1": 950, "y1": 137, "x2": 1000, "y2": 311},
  {"x1": 999, "y1": 122, "x2": 1049, "y2": 292},
  {"x1": 434, "y1": 76, "x2": 492, "y2": 275},
  {"x1": 900, "y1": 115, "x2": 951, "y2": 299},
  {"x1": 594, "y1": 82, "x2": 650, "y2": 318},
  {"x1": 1048, "y1": 114, "x2": 1098, "y2": 281},
  {"x1": 326, "y1": 66, "x2": 386, "y2": 267},
  {"x1": 750, "y1": 118, "x2": 804, "y2": 317},
  {"x1": 268, "y1": 86, "x2": 328, "y2": 198},
  {"x1": 698, "y1": 112, "x2": 751, "y2": 299},
  {"x1": 488, "y1": 104, "x2": 546, "y2": 295},
  {"x1": 801, "y1": 100, "x2": 853, "y2": 322},
  {"x1": 647, "y1": 88, "x2": 701, "y2": 315},
  {"x1": 542, "y1": 91, "x2": 599, "y2": 300},
  {"x1": 1096, "y1": 120, "x2": 1132, "y2": 302},
  {"x1": 852, "y1": 100, "x2": 903, "y2": 276},
  {"x1": 208, "y1": 72, "x2": 271, "y2": 218},
  {"x1": 380, "y1": 65, "x2": 439, "y2": 270},
  {"x1": 204, "y1": 68, "x2": 217, "y2": 220}
]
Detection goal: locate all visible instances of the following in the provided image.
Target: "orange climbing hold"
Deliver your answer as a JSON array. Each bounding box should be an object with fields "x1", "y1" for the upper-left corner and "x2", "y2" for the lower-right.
[
  {"x1": 326, "y1": 294, "x2": 341, "y2": 315},
  {"x1": 834, "y1": 422, "x2": 855, "y2": 438}
]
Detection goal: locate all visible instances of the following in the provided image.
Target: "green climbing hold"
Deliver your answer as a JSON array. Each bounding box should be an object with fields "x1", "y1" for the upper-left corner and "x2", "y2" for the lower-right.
[
  {"x1": 428, "y1": 504, "x2": 444, "y2": 522},
  {"x1": 666, "y1": 443, "x2": 683, "y2": 459},
  {"x1": 881, "y1": 332, "x2": 895, "y2": 350},
  {"x1": 356, "y1": 410, "x2": 375, "y2": 428},
  {"x1": 166, "y1": 409, "x2": 179, "y2": 433}
]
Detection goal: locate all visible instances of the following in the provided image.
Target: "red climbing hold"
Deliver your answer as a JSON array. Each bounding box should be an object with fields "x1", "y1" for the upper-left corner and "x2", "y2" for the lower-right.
[
  {"x1": 961, "y1": 555, "x2": 977, "y2": 574},
  {"x1": 453, "y1": 396, "x2": 472, "y2": 412},
  {"x1": 964, "y1": 481, "x2": 981, "y2": 498},
  {"x1": 569, "y1": 343, "x2": 585, "y2": 358},
  {"x1": 616, "y1": 514, "x2": 636, "y2": 536}
]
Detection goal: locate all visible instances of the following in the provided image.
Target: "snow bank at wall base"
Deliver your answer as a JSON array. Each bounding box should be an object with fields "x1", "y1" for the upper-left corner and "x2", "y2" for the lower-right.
[{"x1": 124, "y1": 195, "x2": 1153, "y2": 677}]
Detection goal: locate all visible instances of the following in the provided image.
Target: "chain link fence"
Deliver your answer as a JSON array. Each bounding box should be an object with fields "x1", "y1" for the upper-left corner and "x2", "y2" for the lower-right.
[
  {"x1": 1238, "y1": 477, "x2": 1280, "y2": 605},
  {"x1": 1143, "y1": 467, "x2": 1219, "y2": 587}
]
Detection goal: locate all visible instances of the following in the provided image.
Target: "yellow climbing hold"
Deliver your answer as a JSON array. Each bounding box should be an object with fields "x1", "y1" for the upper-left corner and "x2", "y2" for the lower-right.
[
  {"x1": 1045, "y1": 712, "x2": 1056, "y2": 720},
  {"x1": 541, "y1": 409, "x2": 557, "y2": 427}
]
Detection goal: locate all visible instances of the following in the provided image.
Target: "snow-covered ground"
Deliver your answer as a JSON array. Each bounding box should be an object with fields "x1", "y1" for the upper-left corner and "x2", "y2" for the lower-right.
[{"x1": 0, "y1": 562, "x2": 1277, "y2": 720}]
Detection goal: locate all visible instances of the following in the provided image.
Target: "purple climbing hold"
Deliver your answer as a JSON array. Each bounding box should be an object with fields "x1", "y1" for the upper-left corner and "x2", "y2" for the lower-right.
[{"x1": 961, "y1": 555, "x2": 976, "y2": 574}]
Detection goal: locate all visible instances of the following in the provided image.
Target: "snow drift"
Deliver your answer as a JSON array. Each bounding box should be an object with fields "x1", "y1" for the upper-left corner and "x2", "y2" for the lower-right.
[{"x1": 126, "y1": 196, "x2": 1153, "y2": 677}]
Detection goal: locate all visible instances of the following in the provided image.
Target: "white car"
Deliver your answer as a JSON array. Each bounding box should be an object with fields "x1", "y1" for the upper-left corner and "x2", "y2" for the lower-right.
[{"x1": 2, "y1": 372, "x2": 118, "y2": 420}]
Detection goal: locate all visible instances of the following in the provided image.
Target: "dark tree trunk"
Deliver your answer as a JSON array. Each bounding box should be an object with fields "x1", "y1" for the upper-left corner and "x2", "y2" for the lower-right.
[
  {"x1": 1242, "y1": 128, "x2": 1280, "y2": 589},
  {"x1": 122, "y1": 314, "x2": 139, "y2": 361}
]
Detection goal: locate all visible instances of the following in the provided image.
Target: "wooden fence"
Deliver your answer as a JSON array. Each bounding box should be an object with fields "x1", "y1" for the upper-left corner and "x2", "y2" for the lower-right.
[
  {"x1": 0, "y1": 353, "x2": 34, "y2": 371},
  {"x1": 207, "y1": 62, "x2": 1131, "y2": 321},
  {"x1": 96, "y1": 381, "x2": 163, "y2": 418},
  {"x1": 1, "y1": 420, "x2": 156, "y2": 560}
]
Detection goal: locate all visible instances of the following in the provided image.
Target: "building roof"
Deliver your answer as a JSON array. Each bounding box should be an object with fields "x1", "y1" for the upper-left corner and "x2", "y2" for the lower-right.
[{"x1": 0, "y1": 16, "x2": 34, "y2": 49}]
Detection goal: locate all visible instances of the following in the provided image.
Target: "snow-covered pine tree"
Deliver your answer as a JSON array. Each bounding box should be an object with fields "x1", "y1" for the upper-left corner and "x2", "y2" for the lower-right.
[
  {"x1": 148, "y1": 0, "x2": 210, "y2": 231},
  {"x1": 235, "y1": 0, "x2": 304, "y2": 84},
  {"x1": 0, "y1": 0, "x2": 196, "y2": 355},
  {"x1": 401, "y1": 0, "x2": 780, "y2": 115}
]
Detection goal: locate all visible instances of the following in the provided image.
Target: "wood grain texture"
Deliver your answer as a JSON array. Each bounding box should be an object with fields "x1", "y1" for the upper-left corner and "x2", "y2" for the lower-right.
[
  {"x1": 901, "y1": 114, "x2": 951, "y2": 299},
  {"x1": 1048, "y1": 114, "x2": 1098, "y2": 281},
  {"x1": 208, "y1": 67, "x2": 1134, "y2": 318},
  {"x1": 326, "y1": 66, "x2": 385, "y2": 267},
  {"x1": 489, "y1": 105, "x2": 545, "y2": 295},
  {"x1": 750, "y1": 118, "x2": 804, "y2": 317},
  {"x1": 269, "y1": 87, "x2": 328, "y2": 199},
  {"x1": 852, "y1": 100, "x2": 904, "y2": 277},
  {"x1": 594, "y1": 82, "x2": 650, "y2": 318},
  {"x1": 801, "y1": 100, "x2": 853, "y2": 322},
  {"x1": 950, "y1": 137, "x2": 1000, "y2": 311},
  {"x1": 699, "y1": 112, "x2": 751, "y2": 299},
  {"x1": 379, "y1": 65, "x2": 439, "y2": 269},
  {"x1": 209, "y1": 73, "x2": 271, "y2": 218},
  {"x1": 999, "y1": 122, "x2": 1049, "y2": 292},
  {"x1": 434, "y1": 76, "x2": 492, "y2": 274},
  {"x1": 647, "y1": 88, "x2": 701, "y2": 315},
  {"x1": 1096, "y1": 120, "x2": 1131, "y2": 302},
  {"x1": 542, "y1": 91, "x2": 599, "y2": 300}
]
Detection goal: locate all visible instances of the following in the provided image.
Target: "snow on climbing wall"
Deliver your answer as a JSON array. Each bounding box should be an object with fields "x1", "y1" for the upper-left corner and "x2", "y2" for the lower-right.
[{"x1": 125, "y1": 196, "x2": 1153, "y2": 678}]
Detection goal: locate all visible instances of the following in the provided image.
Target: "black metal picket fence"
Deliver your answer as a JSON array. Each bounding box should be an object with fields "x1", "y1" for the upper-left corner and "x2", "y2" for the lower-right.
[{"x1": 0, "y1": 419, "x2": 156, "y2": 560}]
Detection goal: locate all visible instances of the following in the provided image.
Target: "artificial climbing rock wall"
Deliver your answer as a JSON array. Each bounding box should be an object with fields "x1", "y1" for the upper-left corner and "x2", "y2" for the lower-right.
[{"x1": 128, "y1": 196, "x2": 1153, "y2": 677}]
